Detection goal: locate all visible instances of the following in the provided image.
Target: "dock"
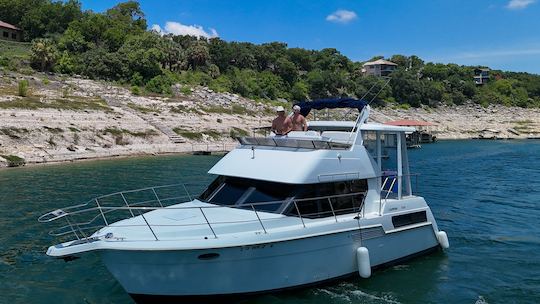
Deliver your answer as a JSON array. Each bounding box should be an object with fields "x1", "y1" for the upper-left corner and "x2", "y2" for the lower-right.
[{"x1": 191, "y1": 142, "x2": 237, "y2": 155}]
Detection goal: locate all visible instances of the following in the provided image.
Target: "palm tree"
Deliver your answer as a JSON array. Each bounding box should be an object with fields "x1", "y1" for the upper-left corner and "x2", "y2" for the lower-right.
[
  {"x1": 31, "y1": 39, "x2": 58, "y2": 72},
  {"x1": 187, "y1": 40, "x2": 209, "y2": 70}
]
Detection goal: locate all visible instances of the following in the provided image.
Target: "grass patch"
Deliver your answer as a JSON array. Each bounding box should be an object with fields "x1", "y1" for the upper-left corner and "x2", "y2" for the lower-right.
[
  {"x1": 179, "y1": 86, "x2": 192, "y2": 95},
  {"x1": 173, "y1": 128, "x2": 222, "y2": 140},
  {"x1": 43, "y1": 126, "x2": 64, "y2": 133},
  {"x1": 229, "y1": 127, "x2": 249, "y2": 138},
  {"x1": 0, "y1": 154, "x2": 26, "y2": 167},
  {"x1": 68, "y1": 127, "x2": 80, "y2": 132},
  {"x1": 513, "y1": 120, "x2": 533, "y2": 125},
  {"x1": 205, "y1": 130, "x2": 222, "y2": 140},
  {"x1": 0, "y1": 95, "x2": 111, "y2": 112},
  {"x1": 0, "y1": 127, "x2": 29, "y2": 139},
  {"x1": 170, "y1": 105, "x2": 188, "y2": 113},
  {"x1": 18, "y1": 80, "x2": 29, "y2": 97},
  {"x1": 0, "y1": 40, "x2": 31, "y2": 59},
  {"x1": 102, "y1": 127, "x2": 158, "y2": 138},
  {"x1": 0, "y1": 40, "x2": 31, "y2": 71},
  {"x1": 200, "y1": 104, "x2": 256, "y2": 116},
  {"x1": 514, "y1": 125, "x2": 532, "y2": 132},
  {"x1": 173, "y1": 128, "x2": 202, "y2": 140},
  {"x1": 128, "y1": 102, "x2": 160, "y2": 114}
]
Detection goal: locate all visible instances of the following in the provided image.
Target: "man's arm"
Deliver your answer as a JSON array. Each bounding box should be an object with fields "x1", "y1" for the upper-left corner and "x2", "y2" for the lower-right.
[
  {"x1": 285, "y1": 117, "x2": 293, "y2": 134},
  {"x1": 302, "y1": 116, "x2": 308, "y2": 131}
]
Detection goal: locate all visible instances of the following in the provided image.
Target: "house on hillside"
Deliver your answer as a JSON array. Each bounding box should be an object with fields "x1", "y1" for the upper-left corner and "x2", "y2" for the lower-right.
[
  {"x1": 0, "y1": 20, "x2": 22, "y2": 42},
  {"x1": 362, "y1": 59, "x2": 397, "y2": 77},
  {"x1": 474, "y1": 68, "x2": 490, "y2": 85}
]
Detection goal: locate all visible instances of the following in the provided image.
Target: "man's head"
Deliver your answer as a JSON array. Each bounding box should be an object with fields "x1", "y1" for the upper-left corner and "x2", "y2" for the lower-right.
[
  {"x1": 275, "y1": 106, "x2": 285, "y2": 116},
  {"x1": 292, "y1": 105, "x2": 301, "y2": 114}
]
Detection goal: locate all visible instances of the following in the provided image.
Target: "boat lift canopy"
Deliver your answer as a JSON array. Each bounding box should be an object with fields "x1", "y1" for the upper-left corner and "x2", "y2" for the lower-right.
[{"x1": 294, "y1": 98, "x2": 367, "y2": 117}]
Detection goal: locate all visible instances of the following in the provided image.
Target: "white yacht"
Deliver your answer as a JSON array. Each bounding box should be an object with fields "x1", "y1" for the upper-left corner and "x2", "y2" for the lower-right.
[{"x1": 40, "y1": 99, "x2": 449, "y2": 302}]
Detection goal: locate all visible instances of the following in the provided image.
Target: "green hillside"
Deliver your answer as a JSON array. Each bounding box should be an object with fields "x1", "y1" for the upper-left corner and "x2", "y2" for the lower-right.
[{"x1": 1, "y1": 0, "x2": 540, "y2": 108}]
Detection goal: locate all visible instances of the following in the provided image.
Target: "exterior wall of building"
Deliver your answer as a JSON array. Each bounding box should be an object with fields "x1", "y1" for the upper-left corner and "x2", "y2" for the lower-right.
[
  {"x1": 0, "y1": 27, "x2": 22, "y2": 42},
  {"x1": 474, "y1": 70, "x2": 490, "y2": 85},
  {"x1": 363, "y1": 64, "x2": 396, "y2": 77}
]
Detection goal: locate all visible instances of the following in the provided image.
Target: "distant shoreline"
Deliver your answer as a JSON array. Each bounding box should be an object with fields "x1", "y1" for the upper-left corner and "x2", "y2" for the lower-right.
[{"x1": 3, "y1": 138, "x2": 540, "y2": 170}]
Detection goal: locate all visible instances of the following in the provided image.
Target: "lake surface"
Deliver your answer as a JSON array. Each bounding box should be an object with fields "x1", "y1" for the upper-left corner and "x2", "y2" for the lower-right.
[{"x1": 1, "y1": 140, "x2": 539, "y2": 304}]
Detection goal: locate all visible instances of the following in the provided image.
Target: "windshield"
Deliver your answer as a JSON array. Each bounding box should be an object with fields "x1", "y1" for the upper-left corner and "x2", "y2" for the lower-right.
[
  {"x1": 199, "y1": 176, "x2": 296, "y2": 212},
  {"x1": 199, "y1": 176, "x2": 367, "y2": 215}
]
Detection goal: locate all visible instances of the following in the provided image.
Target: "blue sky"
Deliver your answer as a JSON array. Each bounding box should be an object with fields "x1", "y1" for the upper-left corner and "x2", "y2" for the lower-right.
[{"x1": 83, "y1": 0, "x2": 540, "y2": 74}]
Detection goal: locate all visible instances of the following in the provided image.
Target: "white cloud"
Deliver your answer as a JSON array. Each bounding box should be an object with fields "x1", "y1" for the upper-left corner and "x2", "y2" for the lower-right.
[
  {"x1": 506, "y1": 0, "x2": 536, "y2": 9},
  {"x1": 326, "y1": 10, "x2": 358, "y2": 24},
  {"x1": 151, "y1": 21, "x2": 218, "y2": 38}
]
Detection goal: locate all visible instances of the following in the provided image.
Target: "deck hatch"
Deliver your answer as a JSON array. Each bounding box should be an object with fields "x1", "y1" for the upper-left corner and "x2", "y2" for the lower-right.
[{"x1": 392, "y1": 211, "x2": 427, "y2": 228}]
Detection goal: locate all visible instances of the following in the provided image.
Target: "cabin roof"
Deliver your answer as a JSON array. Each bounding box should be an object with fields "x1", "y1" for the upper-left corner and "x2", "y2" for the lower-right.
[
  {"x1": 363, "y1": 59, "x2": 398, "y2": 66},
  {"x1": 0, "y1": 20, "x2": 20, "y2": 31}
]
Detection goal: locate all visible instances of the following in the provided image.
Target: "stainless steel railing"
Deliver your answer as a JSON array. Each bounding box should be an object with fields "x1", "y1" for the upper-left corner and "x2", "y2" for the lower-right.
[
  {"x1": 378, "y1": 173, "x2": 420, "y2": 215},
  {"x1": 39, "y1": 183, "x2": 366, "y2": 243}
]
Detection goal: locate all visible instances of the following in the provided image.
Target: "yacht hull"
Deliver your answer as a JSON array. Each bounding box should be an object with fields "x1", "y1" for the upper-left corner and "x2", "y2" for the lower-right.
[{"x1": 101, "y1": 223, "x2": 439, "y2": 299}]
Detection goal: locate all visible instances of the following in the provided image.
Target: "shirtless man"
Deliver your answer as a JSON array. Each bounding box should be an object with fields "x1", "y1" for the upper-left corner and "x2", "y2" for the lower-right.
[
  {"x1": 290, "y1": 105, "x2": 307, "y2": 131},
  {"x1": 271, "y1": 106, "x2": 292, "y2": 135}
]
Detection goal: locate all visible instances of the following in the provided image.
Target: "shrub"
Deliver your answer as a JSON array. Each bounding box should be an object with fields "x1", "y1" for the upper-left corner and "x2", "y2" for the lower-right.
[
  {"x1": 0, "y1": 154, "x2": 26, "y2": 167},
  {"x1": 130, "y1": 72, "x2": 144, "y2": 86},
  {"x1": 145, "y1": 74, "x2": 174, "y2": 95},
  {"x1": 18, "y1": 80, "x2": 29, "y2": 97},
  {"x1": 131, "y1": 85, "x2": 141, "y2": 96},
  {"x1": 179, "y1": 86, "x2": 192, "y2": 95}
]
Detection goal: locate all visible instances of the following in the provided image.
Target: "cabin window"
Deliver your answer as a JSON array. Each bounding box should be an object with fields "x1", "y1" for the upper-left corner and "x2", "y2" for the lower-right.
[
  {"x1": 3, "y1": 31, "x2": 8, "y2": 38},
  {"x1": 286, "y1": 180, "x2": 367, "y2": 218},
  {"x1": 392, "y1": 211, "x2": 427, "y2": 228},
  {"x1": 199, "y1": 177, "x2": 367, "y2": 215},
  {"x1": 199, "y1": 176, "x2": 296, "y2": 212},
  {"x1": 362, "y1": 130, "x2": 378, "y2": 161},
  {"x1": 11, "y1": 33, "x2": 16, "y2": 40}
]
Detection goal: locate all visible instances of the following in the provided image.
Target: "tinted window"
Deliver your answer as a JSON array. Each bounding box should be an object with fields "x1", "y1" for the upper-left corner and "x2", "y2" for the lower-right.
[
  {"x1": 199, "y1": 176, "x2": 367, "y2": 216},
  {"x1": 199, "y1": 176, "x2": 296, "y2": 212},
  {"x1": 287, "y1": 180, "x2": 367, "y2": 218},
  {"x1": 210, "y1": 182, "x2": 247, "y2": 206},
  {"x1": 392, "y1": 211, "x2": 427, "y2": 228}
]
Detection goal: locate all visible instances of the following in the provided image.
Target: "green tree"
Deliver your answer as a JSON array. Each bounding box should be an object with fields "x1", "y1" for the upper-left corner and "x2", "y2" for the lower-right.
[
  {"x1": 291, "y1": 81, "x2": 309, "y2": 101},
  {"x1": 275, "y1": 57, "x2": 298, "y2": 85},
  {"x1": 30, "y1": 38, "x2": 58, "y2": 72},
  {"x1": 118, "y1": 32, "x2": 164, "y2": 81},
  {"x1": 187, "y1": 40, "x2": 210, "y2": 70}
]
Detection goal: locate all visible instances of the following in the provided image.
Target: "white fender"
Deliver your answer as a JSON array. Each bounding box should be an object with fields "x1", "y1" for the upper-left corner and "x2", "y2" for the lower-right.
[
  {"x1": 356, "y1": 247, "x2": 371, "y2": 278},
  {"x1": 436, "y1": 231, "x2": 449, "y2": 249}
]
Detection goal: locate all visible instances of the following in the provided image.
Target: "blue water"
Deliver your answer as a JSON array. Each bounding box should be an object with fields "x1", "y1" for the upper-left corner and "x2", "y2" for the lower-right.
[{"x1": 0, "y1": 140, "x2": 539, "y2": 304}]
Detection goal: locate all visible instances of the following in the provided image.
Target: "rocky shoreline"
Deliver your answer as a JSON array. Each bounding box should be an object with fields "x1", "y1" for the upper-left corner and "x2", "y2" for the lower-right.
[{"x1": 1, "y1": 72, "x2": 539, "y2": 168}]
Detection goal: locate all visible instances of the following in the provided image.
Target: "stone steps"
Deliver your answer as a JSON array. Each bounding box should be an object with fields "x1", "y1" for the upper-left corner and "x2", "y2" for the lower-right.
[{"x1": 101, "y1": 95, "x2": 186, "y2": 144}]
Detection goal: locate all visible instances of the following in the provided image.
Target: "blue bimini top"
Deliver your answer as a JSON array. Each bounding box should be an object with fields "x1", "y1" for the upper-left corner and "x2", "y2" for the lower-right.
[{"x1": 293, "y1": 97, "x2": 367, "y2": 116}]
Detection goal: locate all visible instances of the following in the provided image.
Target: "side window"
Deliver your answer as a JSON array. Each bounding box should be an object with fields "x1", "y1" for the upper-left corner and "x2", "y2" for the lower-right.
[
  {"x1": 3, "y1": 31, "x2": 8, "y2": 38},
  {"x1": 287, "y1": 180, "x2": 367, "y2": 218},
  {"x1": 11, "y1": 33, "x2": 16, "y2": 40}
]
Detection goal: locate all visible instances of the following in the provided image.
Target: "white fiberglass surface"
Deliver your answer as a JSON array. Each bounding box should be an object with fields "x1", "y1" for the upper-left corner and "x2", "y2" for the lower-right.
[{"x1": 99, "y1": 200, "x2": 286, "y2": 241}]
